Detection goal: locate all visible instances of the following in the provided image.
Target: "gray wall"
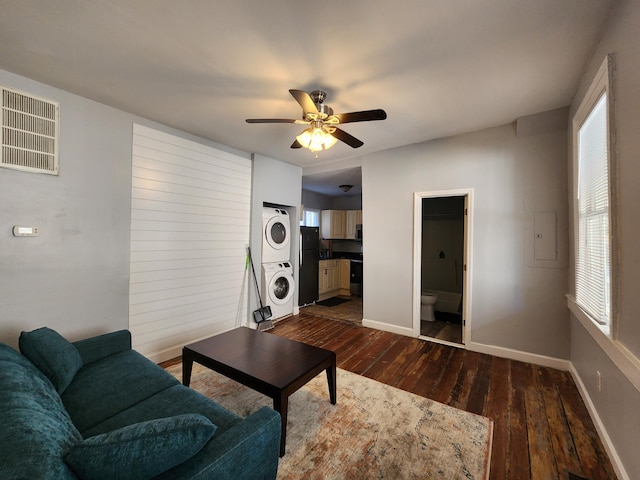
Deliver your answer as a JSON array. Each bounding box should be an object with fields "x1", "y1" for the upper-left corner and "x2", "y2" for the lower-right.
[
  {"x1": 362, "y1": 122, "x2": 570, "y2": 359},
  {"x1": 301, "y1": 187, "x2": 362, "y2": 211},
  {"x1": 331, "y1": 195, "x2": 362, "y2": 210},
  {"x1": 250, "y1": 154, "x2": 302, "y2": 318},
  {"x1": 0, "y1": 68, "x2": 250, "y2": 347},
  {"x1": 301, "y1": 189, "x2": 332, "y2": 211},
  {"x1": 568, "y1": 1, "x2": 640, "y2": 478},
  {"x1": 0, "y1": 70, "x2": 132, "y2": 346},
  {"x1": 422, "y1": 218, "x2": 464, "y2": 294}
]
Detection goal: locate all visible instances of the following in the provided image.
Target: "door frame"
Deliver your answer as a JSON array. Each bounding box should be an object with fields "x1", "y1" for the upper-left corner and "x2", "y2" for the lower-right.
[{"x1": 412, "y1": 188, "x2": 474, "y2": 347}]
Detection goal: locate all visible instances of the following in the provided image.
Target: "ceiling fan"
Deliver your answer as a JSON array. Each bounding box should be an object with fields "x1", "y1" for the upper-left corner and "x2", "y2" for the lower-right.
[{"x1": 246, "y1": 89, "x2": 387, "y2": 154}]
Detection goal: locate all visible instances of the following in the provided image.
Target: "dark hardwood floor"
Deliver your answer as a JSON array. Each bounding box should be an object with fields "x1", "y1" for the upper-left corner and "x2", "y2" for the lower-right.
[
  {"x1": 268, "y1": 313, "x2": 617, "y2": 480},
  {"x1": 420, "y1": 318, "x2": 463, "y2": 344}
]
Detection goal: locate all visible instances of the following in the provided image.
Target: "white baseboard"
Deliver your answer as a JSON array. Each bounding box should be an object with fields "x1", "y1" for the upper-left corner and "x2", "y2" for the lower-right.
[
  {"x1": 569, "y1": 364, "x2": 630, "y2": 480},
  {"x1": 362, "y1": 318, "x2": 415, "y2": 337},
  {"x1": 147, "y1": 346, "x2": 182, "y2": 365},
  {"x1": 467, "y1": 341, "x2": 572, "y2": 371}
]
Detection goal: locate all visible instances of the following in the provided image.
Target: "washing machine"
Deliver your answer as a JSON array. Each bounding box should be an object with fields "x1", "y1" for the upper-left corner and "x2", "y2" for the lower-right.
[
  {"x1": 262, "y1": 207, "x2": 291, "y2": 263},
  {"x1": 261, "y1": 261, "x2": 295, "y2": 320}
]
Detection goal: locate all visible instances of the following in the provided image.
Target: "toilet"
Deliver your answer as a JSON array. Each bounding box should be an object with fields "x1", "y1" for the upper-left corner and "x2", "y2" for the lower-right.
[{"x1": 420, "y1": 293, "x2": 438, "y2": 322}]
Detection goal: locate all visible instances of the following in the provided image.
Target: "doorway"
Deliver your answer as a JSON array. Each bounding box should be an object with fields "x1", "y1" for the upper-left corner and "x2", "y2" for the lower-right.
[
  {"x1": 300, "y1": 166, "x2": 364, "y2": 324},
  {"x1": 413, "y1": 189, "x2": 473, "y2": 347}
]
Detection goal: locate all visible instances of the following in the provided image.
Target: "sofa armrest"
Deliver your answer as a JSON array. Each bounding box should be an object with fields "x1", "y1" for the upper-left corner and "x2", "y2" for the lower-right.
[
  {"x1": 157, "y1": 406, "x2": 281, "y2": 480},
  {"x1": 72, "y1": 330, "x2": 131, "y2": 365}
]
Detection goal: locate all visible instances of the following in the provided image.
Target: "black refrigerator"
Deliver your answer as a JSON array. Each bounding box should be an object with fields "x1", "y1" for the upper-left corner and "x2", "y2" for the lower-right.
[{"x1": 299, "y1": 226, "x2": 320, "y2": 306}]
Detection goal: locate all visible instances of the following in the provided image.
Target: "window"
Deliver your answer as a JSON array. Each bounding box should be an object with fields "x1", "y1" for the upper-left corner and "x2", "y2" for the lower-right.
[
  {"x1": 300, "y1": 208, "x2": 320, "y2": 227},
  {"x1": 573, "y1": 56, "x2": 613, "y2": 333}
]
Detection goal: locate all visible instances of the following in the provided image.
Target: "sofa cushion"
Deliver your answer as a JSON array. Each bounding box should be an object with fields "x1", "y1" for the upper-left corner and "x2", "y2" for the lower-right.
[
  {"x1": 65, "y1": 414, "x2": 216, "y2": 480},
  {"x1": 62, "y1": 349, "x2": 180, "y2": 433},
  {"x1": 0, "y1": 343, "x2": 82, "y2": 479},
  {"x1": 72, "y1": 329, "x2": 131, "y2": 365},
  {"x1": 155, "y1": 407, "x2": 281, "y2": 480},
  {"x1": 82, "y1": 384, "x2": 243, "y2": 438},
  {"x1": 19, "y1": 327, "x2": 84, "y2": 393}
]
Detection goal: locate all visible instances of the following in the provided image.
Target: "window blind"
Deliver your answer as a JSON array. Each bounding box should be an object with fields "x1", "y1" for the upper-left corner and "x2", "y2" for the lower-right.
[{"x1": 576, "y1": 93, "x2": 610, "y2": 325}]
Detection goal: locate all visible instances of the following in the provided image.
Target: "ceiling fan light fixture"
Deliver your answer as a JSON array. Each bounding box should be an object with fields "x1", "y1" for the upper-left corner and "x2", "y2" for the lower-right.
[{"x1": 296, "y1": 125, "x2": 337, "y2": 153}]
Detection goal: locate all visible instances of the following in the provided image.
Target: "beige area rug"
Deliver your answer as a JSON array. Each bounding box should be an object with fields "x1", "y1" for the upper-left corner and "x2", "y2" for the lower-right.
[{"x1": 167, "y1": 364, "x2": 493, "y2": 480}]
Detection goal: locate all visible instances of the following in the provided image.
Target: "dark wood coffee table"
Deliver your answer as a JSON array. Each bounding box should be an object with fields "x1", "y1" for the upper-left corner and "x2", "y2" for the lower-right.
[{"x1": 182, "y1": 327, "x2": 337, "y2": 457}]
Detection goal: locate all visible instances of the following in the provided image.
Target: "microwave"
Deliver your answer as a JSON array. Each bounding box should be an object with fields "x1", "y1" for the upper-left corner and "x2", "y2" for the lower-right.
[{"x1": 355, "y1": 224, "x2": 362, "y2": 241}]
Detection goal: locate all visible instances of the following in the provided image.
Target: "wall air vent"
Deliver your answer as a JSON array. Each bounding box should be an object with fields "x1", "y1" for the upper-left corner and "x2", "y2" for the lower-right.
[{"x1": 1, "y1": 86, "x2": 59, "y2": 175}]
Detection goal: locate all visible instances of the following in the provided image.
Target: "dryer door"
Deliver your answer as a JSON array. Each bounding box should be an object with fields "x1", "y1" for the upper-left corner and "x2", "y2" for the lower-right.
[
  {"x1": 267, "y1": 269, "x2": 294, "y2": 306},
  {"x1": 264, "y1": 214, "x2": 290, "y2": 252}
]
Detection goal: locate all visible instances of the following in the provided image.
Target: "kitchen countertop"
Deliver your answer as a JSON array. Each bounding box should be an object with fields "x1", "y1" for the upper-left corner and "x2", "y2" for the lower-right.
[{"x1": 323, "y1": 252, "x2": 363, "y2": 262}]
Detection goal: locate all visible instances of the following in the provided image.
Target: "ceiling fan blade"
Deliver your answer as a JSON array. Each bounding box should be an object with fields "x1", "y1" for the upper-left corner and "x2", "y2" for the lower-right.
[
  {"x1": 333, "y1": 109, "x2": 387, "y2": 124},
  {"x1": 246, "y1": 118, "x2": 299, "y2": 124},
  {"x1": 289, "y1": 89, "x2": 319, "y2": 115},
  {"x1": 332, "y1": 128, "x2": 364, "y2": 148},
  {"x1": 290, "y1": 139, "x2": 303, "y2": 149}
]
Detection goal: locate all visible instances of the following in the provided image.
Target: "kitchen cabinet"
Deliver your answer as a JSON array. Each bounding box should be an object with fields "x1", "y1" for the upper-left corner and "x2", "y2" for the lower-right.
[
  {"x1": 321, "y1": 210, "x2": 346, "y2": 239},
  {"x1": 318, "y1": 259, "x2": 352, "y2": 300},
  {"x1": 322, "y1": 209, "x2": 362, "y2": 240},
  {"x1": 318, "y1": 260, "x2": 338, "y2": 295},
  {"x1": 346, "y1": 210, "x2": 362, "y2": 240},
  {"x1": 338, "y1": 259, "x2": 351, "y2": 290}
]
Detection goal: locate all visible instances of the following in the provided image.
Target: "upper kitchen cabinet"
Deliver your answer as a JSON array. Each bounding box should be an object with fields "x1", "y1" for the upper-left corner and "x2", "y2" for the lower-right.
[
  {"x1": 321, "y1": 210, "x2": 346, "y2": 239},
  {"x1": 346, "y1": 210, "x2": 362, "y2": 240}
]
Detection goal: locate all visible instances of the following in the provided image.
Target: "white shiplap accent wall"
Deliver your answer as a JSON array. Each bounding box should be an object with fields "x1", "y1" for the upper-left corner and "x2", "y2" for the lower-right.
[{"x1": 130, "y1": 124, "x2": 251, "y2": 362}]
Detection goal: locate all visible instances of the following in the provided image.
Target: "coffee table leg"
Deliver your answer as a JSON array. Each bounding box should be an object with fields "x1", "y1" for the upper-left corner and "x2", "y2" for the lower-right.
[
  {"x1": 182, "y1": 350, "x2": 193, "y2": 387},
  {"x1": 326, "y1": 357, "x2": 337, "y2": 405},
  {"x1": 273, "y1": 394, "x2": 288, "y2": 457}
]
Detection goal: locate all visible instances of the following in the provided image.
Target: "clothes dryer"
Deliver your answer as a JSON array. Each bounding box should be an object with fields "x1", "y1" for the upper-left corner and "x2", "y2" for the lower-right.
[
  {"x1": 262, "y1": 207, "x2": 291, "y2": 263},
  {"x1": 261, "y1": 261, "x2": 295, "y2": 320}
]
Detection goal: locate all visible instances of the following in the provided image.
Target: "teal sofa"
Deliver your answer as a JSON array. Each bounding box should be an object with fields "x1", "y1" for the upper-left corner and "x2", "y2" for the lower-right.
[{"x1": 0, "y1": 327, "x2": 281, "y2": 479}]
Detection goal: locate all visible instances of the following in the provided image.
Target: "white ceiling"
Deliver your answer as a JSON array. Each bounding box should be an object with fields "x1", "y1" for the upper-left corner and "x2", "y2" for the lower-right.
[{"x1": 0, "y1": 0, "x2": 615, "y2": 194}]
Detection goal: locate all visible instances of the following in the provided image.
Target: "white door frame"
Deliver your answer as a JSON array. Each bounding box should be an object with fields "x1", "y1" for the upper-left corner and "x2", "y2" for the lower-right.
[{"x1": 412, "y1": 188, "x2": 474, "y2": 347}]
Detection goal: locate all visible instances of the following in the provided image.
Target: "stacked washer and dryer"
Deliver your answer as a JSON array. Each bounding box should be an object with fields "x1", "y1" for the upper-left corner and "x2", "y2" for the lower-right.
[{"x1": 261, "y1": 207, "x2": 295, "y2": 320}]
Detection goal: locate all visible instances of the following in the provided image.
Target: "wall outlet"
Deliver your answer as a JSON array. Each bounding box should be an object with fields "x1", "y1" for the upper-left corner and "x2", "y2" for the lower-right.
[{"x1": 596, "y1": 370, "x2": 602, "y2": 392}]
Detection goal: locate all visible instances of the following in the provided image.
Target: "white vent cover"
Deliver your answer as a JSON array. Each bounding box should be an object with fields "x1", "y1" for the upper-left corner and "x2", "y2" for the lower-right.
[{"x1": 1, "y1": 86, "x2": 59, "y2": 175}]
